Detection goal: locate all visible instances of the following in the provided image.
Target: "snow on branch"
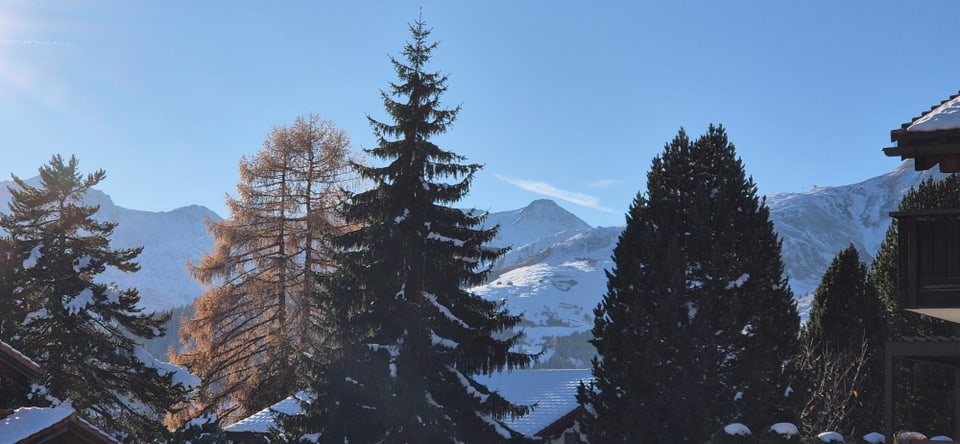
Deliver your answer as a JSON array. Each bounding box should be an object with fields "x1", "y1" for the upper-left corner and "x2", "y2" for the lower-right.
[
  {"x1": 423, "y1": 293, "x2": 470, "y2": 329},
  {"x1": 446, "y1": 365, "x2": 489, "y2": 403},
  {"x1": 430, "y1": 330, "x2": 459, "y2": 349},
  {"x1": 133, "y1": 346, "x2": 201, "y2": 390},
  {"x1": 427, "y1": 231, "x2": 465, "y2": 247}
]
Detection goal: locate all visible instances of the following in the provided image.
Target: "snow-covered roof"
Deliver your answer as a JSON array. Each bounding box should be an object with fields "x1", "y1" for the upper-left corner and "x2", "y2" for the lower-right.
[
  {"x1": 2, "y1": 406, "x2": 74, "y2": 443},
  {"x1": 477, "y1": 368, "x2": 593, "y2": 437},
  {"x1": 0, "y1": 341, "x2": 41, "y2": 375},
  {"x1": 223, "y1": 390, "x2": 309, "y2": 434},
  {"x1": 907, "y1": 94, "x2": 960, "y2": 132},
  {"x1": 885, "y1": 91, "x2": 960, "y2": 172},
  {"x1": 223, "y1": 369, "x2": 594, "y2": 438},
  {"x1": 0, "y1": 405, "x2": 119, "y2": 444}
]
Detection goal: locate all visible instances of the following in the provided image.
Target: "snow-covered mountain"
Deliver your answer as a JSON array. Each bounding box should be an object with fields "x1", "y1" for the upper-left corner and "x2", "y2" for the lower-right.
[
  {"x1": 767, "y1": 161, "x2": 943, "y2": 314},
  {"x1": 0, "y1": 161, "x2": 944, "y2": 364},
  {"x1": 0, "y1": 179, "x2": 218, "y2": 312},
  {"x1": 471, "y1": 161, "x2": 943, "y2": 361}
]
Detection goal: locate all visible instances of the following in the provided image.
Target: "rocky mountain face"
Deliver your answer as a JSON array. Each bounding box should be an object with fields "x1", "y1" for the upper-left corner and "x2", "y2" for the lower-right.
[{"x1": 0, "y1": 161, "x2": 944, "y2": 366}]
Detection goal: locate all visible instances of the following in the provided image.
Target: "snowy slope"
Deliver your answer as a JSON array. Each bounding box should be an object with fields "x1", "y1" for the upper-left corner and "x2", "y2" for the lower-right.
[
  {"x1": 0, "y1": 179, "x2": 218, "y2": 312},
  {"x1": 472, "y1": 200, "x2": 617, "y2": 356},
  {"x1": 766, "y1": 160, "x2": 942, "y2": 314},
  {"x1": 472, "y1": 161, "x2": 942, "y2": 357}
]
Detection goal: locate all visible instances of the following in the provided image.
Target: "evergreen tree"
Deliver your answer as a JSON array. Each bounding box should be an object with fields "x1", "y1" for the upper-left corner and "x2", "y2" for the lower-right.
[
  {"x1": 0, "y1": 155, "x2": 196, "y2": 441},
  {"x1": 172, "y1": 114, "x2": 355, "y2": 426},
  {"x1": 0, "y1": 235, "x2": 19, "y2": 340},
  {"x1": 801, "y1": 245, "x2": 886, "y2": 437},
  {"x1": 578, "y1": 126, "x2": 801, "y2": 442},
  {"x1": 869, "y1": 174, "x2": 960, "y2": 434},
  {"x1": 284, "y1": 19, "x2": 535, "y2": 442}
]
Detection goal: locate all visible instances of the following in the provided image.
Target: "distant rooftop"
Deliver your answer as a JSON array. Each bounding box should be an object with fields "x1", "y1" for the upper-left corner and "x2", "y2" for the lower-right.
[
  {"x1": 223, "y1": 368, "x2": 594, "y2": 438},
  {"x1": 224, "y1": 390, "x2": 309, "y2": 434},
  {"x1": 477, "y1": 368, "x2": 593, "y2": 436}
]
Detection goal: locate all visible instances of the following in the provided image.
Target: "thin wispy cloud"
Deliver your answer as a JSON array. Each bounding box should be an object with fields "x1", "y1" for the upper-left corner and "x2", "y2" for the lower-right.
[
  {"x1": 0, "y1": 39, "x2": 75, "y2": 47},
  {"x1": 495, "y1": 174, "x2": 616, "y2": 213},
  {"x1": 587, "y1": 179, "x2": 622, "y2": 189}
]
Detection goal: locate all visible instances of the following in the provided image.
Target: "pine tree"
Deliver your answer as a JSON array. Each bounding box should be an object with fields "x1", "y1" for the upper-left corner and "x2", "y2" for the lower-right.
[
  {"x1": 0, "y1": 155, "x2": 196, "y2": 441},
  {"x1": 284, "y1": 19, "x2": 535, "y2": 443},
  {"x1": 0, "y1": 235, "x2": 19, "y2": 340},
  {"x1": 578, "y1": 126, "x2": 801, "y2": 442},
  {"x1": 869, "y1": 174, "x2": 960, "y2": 434},
  {"x1": 801, "y1": 245, "x2": 886, "y2": 437},
  {"x1": 172, "y1": 114, "x2": 355, "y2": 425}
]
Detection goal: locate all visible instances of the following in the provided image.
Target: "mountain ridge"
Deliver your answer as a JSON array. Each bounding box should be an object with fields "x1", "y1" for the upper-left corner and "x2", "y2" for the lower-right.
[
  {"x1": 0, "y1": 161, "x2": 942, "y2": 364},
  {"x1": 0, "y1": 179, "x2": 218, "y2": 312}
]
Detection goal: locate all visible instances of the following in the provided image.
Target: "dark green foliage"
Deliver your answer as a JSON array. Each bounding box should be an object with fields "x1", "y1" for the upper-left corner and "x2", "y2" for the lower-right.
[
  {"x1": 0, "y1": 236, "x2": 19, "y2": 341},
  {"x1": 801, "y1": 245, "x2": 886, "y2": 437},
  {"x1": 284, "y1": 20, "x2": 536, "y2": 443},
  {"x1": 868, "y1": 174, "x2": 960, "y2": 435},
  {"x1": 578, "y1": 126, "x2": 801, "y2": 442},
  {"x1": 0, "y1": 155, "x2": 193, "y2": 441}
]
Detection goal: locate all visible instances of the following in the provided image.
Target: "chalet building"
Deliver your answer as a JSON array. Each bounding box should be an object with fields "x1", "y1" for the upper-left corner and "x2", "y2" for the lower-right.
[
  {"x1": 223, "y1": 368, "x2": 593, "y2": 444},
  {"x1": 0, "y1": 340, "x2": 118, "y2": 444},
  {"x1": 883, "y1": 91, "x2": 960, "y2": 443}
]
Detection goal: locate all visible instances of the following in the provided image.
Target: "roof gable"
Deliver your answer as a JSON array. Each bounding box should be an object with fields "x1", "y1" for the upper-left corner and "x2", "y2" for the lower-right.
[
  {"x1": 1, "y1": 405, "x2": 119, "y2": 444},
  {"x1": 0, "y1": 341, "x2": 42, "y2": 387},
  {"x1": 223, "y1": 369, "x2": 595, "y2": 439},
  {"x1": 885, "y1": 91, "x2": 960, "y2": 172}
]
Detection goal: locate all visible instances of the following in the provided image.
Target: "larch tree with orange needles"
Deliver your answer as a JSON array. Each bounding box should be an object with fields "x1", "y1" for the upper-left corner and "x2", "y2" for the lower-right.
[{"x1": 172, "y1": 114, "x2": 358, "y2": 426}]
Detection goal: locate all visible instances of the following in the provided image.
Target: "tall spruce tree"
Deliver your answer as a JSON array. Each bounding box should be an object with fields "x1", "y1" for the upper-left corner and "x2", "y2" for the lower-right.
[
  {"x1": 578, "y1": 126, "x2": 801, "y2": 442},
  {"x1": 802, "y1": 244, "x2": 886, "y2": 437},
  {"x1": 869, "y1": 174, "x2": 960, "y2": 435},
  {"x1": 284, "y1": 20, "x2": 535, "y2": 442},
  {"x1": 172, "y1": 114, "x2": 355, "y2": 426},
  {"x1": 0, "y1": 155, "x2": 196, "y2": 441}
]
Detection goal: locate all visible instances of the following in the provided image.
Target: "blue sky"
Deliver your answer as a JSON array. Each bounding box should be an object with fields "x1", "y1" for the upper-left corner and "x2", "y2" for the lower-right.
[{"x1": 2, "y1": 1, "x2": 960, "y2": 227}]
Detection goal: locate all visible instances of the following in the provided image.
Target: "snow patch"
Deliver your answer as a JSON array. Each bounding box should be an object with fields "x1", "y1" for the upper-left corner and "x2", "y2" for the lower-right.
[
  {"x1": 684, "y1": 301, "x2": 698, "y2": 321},
  {"x1": 64, "y1": 288, "x2": 94, "y2": 315},
  {"x1": 769, "y1": 422, "x2": 799, "y2": 437},
  {"x1": 817, "y1": 431, "x2": 844, "y2": 442},
  {"x1": 723, "y1": 423, "x2": 751, "y2": 436},
  {"x1": 22, "y1": 245, "x2": 41, "y2": 269},
  {"x1": 726, "y1": 273, "x2": 750, "y2": 289},
  {"x1": 430, "y1": 330, "x2": 459, "y2": 349}
]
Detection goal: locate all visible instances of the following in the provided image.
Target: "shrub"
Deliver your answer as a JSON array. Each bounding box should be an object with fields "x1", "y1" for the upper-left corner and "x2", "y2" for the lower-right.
[
  {"x1": 759, "y1": 423, "x2": 801, "y2": 443},
  {"x1": 712, "y1": 423, "x2": 755, "y2": 444}
]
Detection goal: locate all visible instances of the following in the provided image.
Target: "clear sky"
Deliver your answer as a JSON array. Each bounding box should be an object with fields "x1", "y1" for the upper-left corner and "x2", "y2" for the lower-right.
[{"x1": 3, "y1": 1, "x2": 960, "y2": 227}]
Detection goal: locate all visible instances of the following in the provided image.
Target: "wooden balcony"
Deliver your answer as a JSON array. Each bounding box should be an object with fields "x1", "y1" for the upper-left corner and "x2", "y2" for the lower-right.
[{"x1": 893, "y1": 209, "x2": 960, "y2": 323}]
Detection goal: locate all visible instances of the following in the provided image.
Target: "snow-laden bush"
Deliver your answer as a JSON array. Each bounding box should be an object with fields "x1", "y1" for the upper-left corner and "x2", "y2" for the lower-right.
[
  {"x1": 817, "y1": 431, "x2": 844, "y2": 442},
  {"x1": 758, "y1": 422, "x2": 800, "y2": 443},
  {"x1": 895, "y1": 431, "x2": 926, "y2": 441},
  {"x1": 712, "y1": 423, "x2": 754, "y2": 444},
  {"x1": 861, "y1": 431, "x2": 885, "y2": 443}
]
